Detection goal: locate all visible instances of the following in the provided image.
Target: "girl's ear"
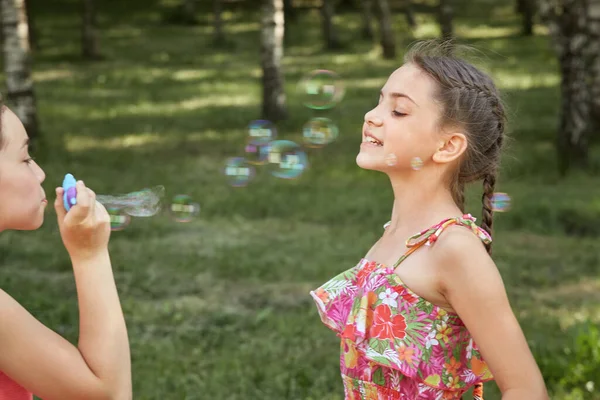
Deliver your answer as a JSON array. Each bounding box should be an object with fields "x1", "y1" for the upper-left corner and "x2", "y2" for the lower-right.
[{"x1": 432, "y1": 132, "x2": 467, "y2": 164}]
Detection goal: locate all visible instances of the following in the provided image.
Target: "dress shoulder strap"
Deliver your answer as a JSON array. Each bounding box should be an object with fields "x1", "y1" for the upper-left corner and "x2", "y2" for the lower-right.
[{"x1": 384, "y1": 214, "x2": 492, "y2": 268}]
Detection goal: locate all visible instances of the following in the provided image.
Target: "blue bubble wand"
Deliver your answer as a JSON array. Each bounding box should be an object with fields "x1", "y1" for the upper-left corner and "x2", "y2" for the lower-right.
[{"x1": 61, "y1": 173, "x2": 164, "y2": 217}]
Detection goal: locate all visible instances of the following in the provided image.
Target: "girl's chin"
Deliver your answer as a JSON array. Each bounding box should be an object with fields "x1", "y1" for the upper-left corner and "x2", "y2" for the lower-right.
[
  {"x1": 356, "y1": 152, "x2": 384, "y2": 170},
  {"x1": 18, "y1": 213, "x2": 45, "y2": 231}
]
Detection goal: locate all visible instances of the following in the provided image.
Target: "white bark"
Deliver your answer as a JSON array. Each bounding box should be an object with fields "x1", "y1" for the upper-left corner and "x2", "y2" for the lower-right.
[
  {"x1": 538, "y1": 0, "x2": 600, "y2": 172},
  {"x1": 1, "y1": 0, "x2": 38, "y2": 140},
  {"x1": 261, "y1": 0, "x2": 287, "y2": 120}
]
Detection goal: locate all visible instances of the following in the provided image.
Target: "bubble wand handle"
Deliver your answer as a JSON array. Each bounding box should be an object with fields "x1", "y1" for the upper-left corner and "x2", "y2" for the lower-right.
[{"x1": 62, "y1": 173, "x2": 78, "y2": 212}]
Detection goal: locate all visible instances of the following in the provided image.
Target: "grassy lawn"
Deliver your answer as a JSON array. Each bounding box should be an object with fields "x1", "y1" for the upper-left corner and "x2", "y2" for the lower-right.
[{"x1": 1, "y1": 0, "x2": 599, "y2": 398}]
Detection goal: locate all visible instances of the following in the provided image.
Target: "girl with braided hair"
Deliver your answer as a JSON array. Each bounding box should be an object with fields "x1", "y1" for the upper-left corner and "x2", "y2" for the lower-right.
[{"x1": 310, "y1": 41, "x2": 547, "y2": 400}]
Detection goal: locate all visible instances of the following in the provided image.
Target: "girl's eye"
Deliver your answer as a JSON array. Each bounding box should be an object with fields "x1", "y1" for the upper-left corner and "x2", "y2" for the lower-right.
[
  {"x1": 392, "y1": 111, "x2": 407, "y2": 117},
  {"x1": 25, "y1": 157, "x2": 35, "y2": 164}
]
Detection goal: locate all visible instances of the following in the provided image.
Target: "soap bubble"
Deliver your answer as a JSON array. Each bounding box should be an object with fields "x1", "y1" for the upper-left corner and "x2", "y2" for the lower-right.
[
  {"x1": 97, "y1": 186, "x2": 164, "y2": 217},
  {"x1": 170, "y1": 194, "x2": 200, "y2": 223},
  {"x1": 107, "y1": 207, "x2": 131, "y2": 231},
  {"x1": 246, "y1": 120, "x2": 276, "y2": 165},
  {"x1": 297, "y1": 70, "x2": 345, "y2": 110},
  {"x1": 224, "y1": 157, "x2": 255, "y2": 187},
  {"x1": 266, "y1": 140, "x2": 308, "y2": 179},
  {"x1": 302, "y1": 117, "x2": 339, "y2": 148},
  {"x1": 491, "y1": 192, "x2": 511, "y2": 212},
  {"x1": 410, "y1": 157, "x2": 423, "y2": 171},
  {"x1": 385, "y1": 153, "x2": 398, "y2": 166}
]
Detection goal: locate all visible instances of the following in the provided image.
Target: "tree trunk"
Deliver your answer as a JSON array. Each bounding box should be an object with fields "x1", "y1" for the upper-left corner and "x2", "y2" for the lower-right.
[
  {"x1": 360, "y1": 0, "x2": 375, "y2": 39},
  {"x1": 557, "y1": 51, "x2": 590, "y2": 173},
  {"x1": 283, "y1": 0, "x2": 296, "y2": 22},
  {"x1": 181, "y1": 0, "x2": 197, "y2": 25},
  {"x1": 517, "y1": 0, "x2": 534, "y2": 36},
  {"x1": 374, "y1": 0, "x2": 395, "y2": 59},
  {"x1": 338, "y1": 0, "x2": 355, "y2": 10},
  {"x1": 539, "y1": 0, "x2": 600, "y2": 174},
  {"x1": 1, "y1": 0, "x2": 38, "y2": 142},
  {"x1": 24, "y1": 0, "x2": 37, "y2": 50},
  {"x1": 438, "y1": 0, "x2": 453, "y2": 40},
  {"x1": 82, "y1": 0, "x2": 100, "y2": 59},
  {"x1": 261, "y1": 0, "x2": 287, "y2": 121},
  {"x1": 213, "y1": 0, "x2": 225, "y2": 44},
  {"x1": 516, "y1": 0, "x2": 524, "y2": 13},
  {"x1": 321, "y1": 0, "x2": 341, "y2": 49},
  {"x1": 589, "y1": 4, "x2": 600, "y2": 130},
  {"x1": 404, "y1": 0, "x2": 416, "y2": 29}
]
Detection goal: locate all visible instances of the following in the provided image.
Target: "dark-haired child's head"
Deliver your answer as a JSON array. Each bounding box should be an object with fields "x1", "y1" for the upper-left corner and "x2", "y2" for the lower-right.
[{"x1": 0, "y1": 105, "x2": 47, "y2": 232}]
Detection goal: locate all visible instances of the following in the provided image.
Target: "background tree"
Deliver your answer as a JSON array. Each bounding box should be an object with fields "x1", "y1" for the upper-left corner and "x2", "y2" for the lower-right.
[
  {"x1": 438, "y1": 0, "x2": 453, "y2": 39},
  {"x1": 539, "y1": 0, "x2": 600, "y2": 174},
  {"x1": 82, "y1": 0, "x2": 101, "y2": 59},
  {"x1": 183, "y1": 0, "x2": 196, "y2": 20},
  {"x1": 321, "y1": 0, "x2": 341, "y2": 49},
  {"x1": 213, "y1": 0, "x2": 225, "y2": 45},
  {"x1": 261, "y1": 0, "x2": 287, "y2": 121},
  {"x1": 517, "y1": 0, "x2": 535, "y2": 36},
  {"x1": 24, "y1": 0, "x2": 37, "y2": 50},
  {"x1": 283, "y1": 0, "x2": 296, "y2": 23},
  {"x1": 403, "y1": 0, "x2": 416, "y2": 29},
  {"x1": 360, "y1": 0, "x2": 375, "y2": 39},
  {"x1": 374, "y1": 0, "x2": 395, "y2": 58},
  {"x1": 1, "y1": 0, "x2": 39, "y2": 143}
]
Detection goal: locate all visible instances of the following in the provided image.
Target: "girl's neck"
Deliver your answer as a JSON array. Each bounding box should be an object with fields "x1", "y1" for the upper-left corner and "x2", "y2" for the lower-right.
[{"x1": 386, "y1": 174, "x2": 463, "y2": 237}]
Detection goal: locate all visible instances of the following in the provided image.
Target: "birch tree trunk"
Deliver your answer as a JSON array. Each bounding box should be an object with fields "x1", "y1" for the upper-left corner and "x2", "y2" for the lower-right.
[
  {"x1": 261, "y1": 0, "x2": 287, "y2": 121},
  {"x1": 1, "y1": 0, "x2": 38, "y2": 142},
  {"x1": 539, "y1": 0, "x2": 600, "y2": 174}
]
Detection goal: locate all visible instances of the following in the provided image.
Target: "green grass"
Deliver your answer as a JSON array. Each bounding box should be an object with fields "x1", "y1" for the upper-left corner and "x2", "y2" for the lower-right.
[{"x1": 1, "y1": 0, "x2": 600, "y2": 399}]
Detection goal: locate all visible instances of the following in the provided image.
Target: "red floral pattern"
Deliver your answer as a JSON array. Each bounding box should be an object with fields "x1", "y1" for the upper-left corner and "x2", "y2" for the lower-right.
[{"x1": 310, "y1": 215, "x2": 494, "y2": 399}]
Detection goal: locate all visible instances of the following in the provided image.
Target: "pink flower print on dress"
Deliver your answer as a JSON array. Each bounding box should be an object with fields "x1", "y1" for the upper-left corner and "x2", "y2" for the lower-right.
[
  {"x1": 310, "y1": 215, "x2": 496, "y2": 399},
  {"x1": 363, "y1": 272, "x2": 388, "y2": 293}
]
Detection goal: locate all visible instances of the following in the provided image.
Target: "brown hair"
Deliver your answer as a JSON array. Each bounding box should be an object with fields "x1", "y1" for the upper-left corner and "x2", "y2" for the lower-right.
[{"x1": 404, "y1": 41, "x2": 506, "y2": 255}]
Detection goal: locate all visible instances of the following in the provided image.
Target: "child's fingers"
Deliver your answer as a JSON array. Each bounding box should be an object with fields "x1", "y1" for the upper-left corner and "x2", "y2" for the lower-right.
[
  {"x1": 75, "y1": 181, "x2": 90, "y2": 209},
  {"x1": 54, "y1": 187, "x2": 66, "y2": 222},
  {"x1": 67, "y1": 181, "x2": 91, "y2": 221},
  {"x1": 94, "y1": 200, "x2": 111, "y2": 225},
  {"x1": 86, "y1": 188, "x2": 97, "y2": 218}
]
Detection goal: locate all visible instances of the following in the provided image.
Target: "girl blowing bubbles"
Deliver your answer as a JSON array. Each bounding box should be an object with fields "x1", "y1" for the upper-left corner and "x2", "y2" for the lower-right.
[
  {"x1": 310, "y1": 42, "x2": 548, "y2": 400},
  {"x1": 0, "y1": 105, "x2": 131, "y2": 399}
]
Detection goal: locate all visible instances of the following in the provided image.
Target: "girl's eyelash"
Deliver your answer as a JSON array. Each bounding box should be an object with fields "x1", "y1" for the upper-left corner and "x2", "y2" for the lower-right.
[
  {"x1": 25, "y1": 157, "x2": 35, "y2": 164},
  {"x1": 392, "y1": 111, "x2": 406, "y2": 117}
]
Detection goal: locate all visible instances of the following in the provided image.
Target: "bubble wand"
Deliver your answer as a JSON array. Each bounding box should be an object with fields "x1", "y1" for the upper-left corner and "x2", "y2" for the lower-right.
[
  {"x1": 62, "y1": 173, "x2": 164, "y2": 217},
  {"x1": 62, "y1": 173, "x2": 78, "y2": 212}
]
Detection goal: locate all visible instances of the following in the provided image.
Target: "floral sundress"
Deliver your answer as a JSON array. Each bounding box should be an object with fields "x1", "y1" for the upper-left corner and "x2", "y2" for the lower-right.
[
  {"x1": 310, "y1": 214, "x2": 494, "y2": 400},
  {"x1": 0, "y1": 371, "x2": 32, "y2": 400}
]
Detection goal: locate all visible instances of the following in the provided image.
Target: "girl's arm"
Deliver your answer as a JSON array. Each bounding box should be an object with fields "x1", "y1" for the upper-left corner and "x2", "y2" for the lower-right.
[
  {"x1": 0, "y1": 183, "x2": 131, "y2": 400},
  {"x1": 433, "y1": 227, "x2": 548, "y2": 399}
]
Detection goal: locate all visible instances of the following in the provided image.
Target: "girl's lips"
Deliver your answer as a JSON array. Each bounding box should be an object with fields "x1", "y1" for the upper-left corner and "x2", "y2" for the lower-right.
[{"x1": 360, "y1": 141, "x2": 383, "y2": 148}]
